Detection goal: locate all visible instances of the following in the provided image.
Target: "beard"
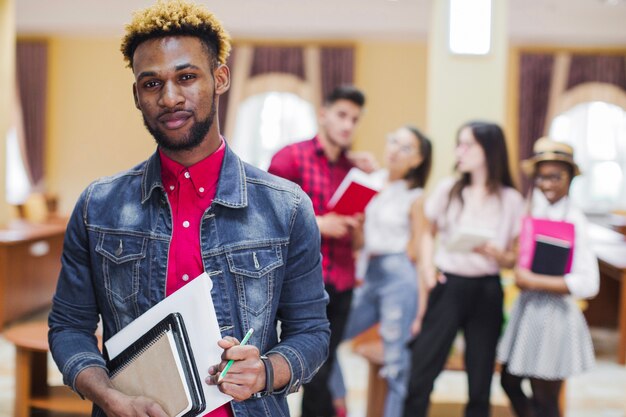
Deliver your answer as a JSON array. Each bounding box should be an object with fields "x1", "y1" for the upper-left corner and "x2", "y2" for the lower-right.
[{"x1": 143, "y1": 94, "x2": 217, "y2": 152}]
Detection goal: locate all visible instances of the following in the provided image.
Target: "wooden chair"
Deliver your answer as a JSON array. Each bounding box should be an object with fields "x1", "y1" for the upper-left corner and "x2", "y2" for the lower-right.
[{"x1": 3, "y1": 321, "x2": 93, "y2": 417}]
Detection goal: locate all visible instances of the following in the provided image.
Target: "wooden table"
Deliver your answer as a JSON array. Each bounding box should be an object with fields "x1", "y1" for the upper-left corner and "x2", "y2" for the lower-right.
[
  {"x1": 3, "y1": 321, "x2": 92, "y2": 417},
  {"x1": 0, "y1": 219, "x2": 66, "y2": 331},
  {"x1": 587, "y1": 223, "x2": 626, "y2": 365}
]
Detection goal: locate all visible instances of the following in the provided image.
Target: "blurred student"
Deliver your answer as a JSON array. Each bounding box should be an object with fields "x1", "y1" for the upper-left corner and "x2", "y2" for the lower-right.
[
  {"x1": 268, "y1": 85, "x2": 375, "y2": 417},
  {"x1": 403, "y1": 121, "x2": 524, "y2": 417},
  {"x1": 331, "y1": 126, "x2": 432, "y2": 417},
  {"x1": 497, "y1": 138, "x2": 599, "y2": 417}
]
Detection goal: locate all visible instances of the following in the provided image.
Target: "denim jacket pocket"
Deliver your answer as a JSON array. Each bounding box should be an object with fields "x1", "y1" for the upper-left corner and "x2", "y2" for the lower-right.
[
  {"x1": 96, "y1": 232, "x2": 147, "y2": 302},
  {"x1": 226, "y1": 245, "x2": 283, "y2": 316}
]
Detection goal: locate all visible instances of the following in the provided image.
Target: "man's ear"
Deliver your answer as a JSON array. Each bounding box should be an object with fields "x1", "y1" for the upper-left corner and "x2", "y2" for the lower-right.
[
  {"x1": 132, "y1": 83, "x2": 140, "y2": 110},
  {"x1": 214, "y1": 64, "x2": 231, "y2": 95}
]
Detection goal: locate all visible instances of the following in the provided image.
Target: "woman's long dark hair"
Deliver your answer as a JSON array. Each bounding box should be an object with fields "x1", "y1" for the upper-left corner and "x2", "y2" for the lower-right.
[
  {"x1": 449, "y1": 121, "x2": 516, "y2": 207},
  {"x1": 403, "y1": 125, "x2": 432, "y2": 189}
]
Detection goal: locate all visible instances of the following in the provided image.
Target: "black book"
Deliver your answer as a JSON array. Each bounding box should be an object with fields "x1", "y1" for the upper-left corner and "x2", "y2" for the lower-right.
[
  {"x1": 107, "y1": 313, "x2": 205, "y2": 417},
  {"x1": 531, "y1": 234, "x2": 572, "y2": 276}
]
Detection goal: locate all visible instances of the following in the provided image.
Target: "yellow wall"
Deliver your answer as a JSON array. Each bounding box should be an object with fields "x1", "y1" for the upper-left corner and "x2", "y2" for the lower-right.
[
  {"x1": 0, "y1": 0, "x2": 15, "y2": 225},
  {"x1": 426, "y1": 0, "x2": 509, "y2": 186},
  {"x1": 45, "y1": 37, "x2": 428, "y2": 214},
  {"x1": 354, "y1": 41, "x2": 428, "y2": 164},
  {"x1": 47, "y1": 37, "x2": 154, "y2": 214}
]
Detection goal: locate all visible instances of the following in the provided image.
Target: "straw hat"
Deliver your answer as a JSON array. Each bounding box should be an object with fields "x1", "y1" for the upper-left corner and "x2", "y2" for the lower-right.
[{"x1": 521, "y1": 137, "x2": 581, "y2": 177}]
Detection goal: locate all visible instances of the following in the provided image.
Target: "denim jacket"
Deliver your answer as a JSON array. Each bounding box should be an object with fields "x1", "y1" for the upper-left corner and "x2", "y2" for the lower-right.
[{"x1": 48, "y1": 145, "x2": 330, "y2": 417}]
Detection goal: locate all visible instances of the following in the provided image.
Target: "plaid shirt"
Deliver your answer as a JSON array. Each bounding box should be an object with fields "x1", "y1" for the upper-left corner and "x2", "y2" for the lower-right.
[{"x1": 268, "y1": 136, "x2": 356, "y2": 292}]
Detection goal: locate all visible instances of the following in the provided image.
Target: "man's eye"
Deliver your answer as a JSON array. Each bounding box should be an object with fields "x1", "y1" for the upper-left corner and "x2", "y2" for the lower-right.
[
  {"x1": 180, "y1": 74, "x2": 196, "y2": 81},
  {"x1": 143, "y1": 80, "x2": 160, "y2": 89}
]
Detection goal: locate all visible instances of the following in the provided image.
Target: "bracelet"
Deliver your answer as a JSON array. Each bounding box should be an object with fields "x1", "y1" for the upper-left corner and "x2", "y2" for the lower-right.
[{"x1": 252, "y1": 355, "x2": 274, "y2": 398}]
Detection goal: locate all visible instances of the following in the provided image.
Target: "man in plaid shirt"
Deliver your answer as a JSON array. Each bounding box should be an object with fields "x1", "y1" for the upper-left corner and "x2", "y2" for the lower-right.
[{"x1": 268, "y1": 85, "x2": 371, "y2": 417}]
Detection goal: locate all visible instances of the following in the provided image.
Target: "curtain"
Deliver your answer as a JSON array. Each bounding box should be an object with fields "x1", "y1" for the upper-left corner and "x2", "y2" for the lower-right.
[
  {"x1": 250, "y1": 46, "x2": 305, "y2": 79},
  {"x1": 566, "y1": 55, "x2": 626, "y2": 91},
  {"x1": 518, "y1": 53, "x2": 555, "y2": 192},
  {"x1": 320, "y1": 47, "x2": 355, "y2": 101},
  {"x1": 16, "y1": 40, "x2": 48, "y2": 187}
]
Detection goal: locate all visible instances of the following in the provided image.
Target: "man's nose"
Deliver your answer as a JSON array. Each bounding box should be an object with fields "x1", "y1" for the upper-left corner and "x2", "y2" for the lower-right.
[{"x1": 158, "y1": 81, "x2": 184, "y2": 108}]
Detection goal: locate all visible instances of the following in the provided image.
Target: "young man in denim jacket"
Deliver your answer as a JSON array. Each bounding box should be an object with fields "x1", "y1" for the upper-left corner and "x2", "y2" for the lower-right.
[{"x1": 48, "y1": 2, "x2": 329, "y2": 416}]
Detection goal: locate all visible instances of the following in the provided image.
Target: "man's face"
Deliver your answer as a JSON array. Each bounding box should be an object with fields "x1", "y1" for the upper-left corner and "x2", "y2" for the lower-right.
[
  {"x1": 318, "y1": 99, "x2": 363, "y2": 150},
  {"x1": 132, "y1": 36, "x2": 227, "y2": 151}
]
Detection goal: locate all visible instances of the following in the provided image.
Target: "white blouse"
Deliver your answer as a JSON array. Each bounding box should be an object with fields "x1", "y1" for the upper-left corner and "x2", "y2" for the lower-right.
[
  {"x1": 363, "y1": 178, "x2": 423, "y2": 255},
  {"x1": 530, "y1": 189, "x2": 600, "y2": 299},
  {"x1": 425, "y1": 177, "x2": 524, "y2": 277}
]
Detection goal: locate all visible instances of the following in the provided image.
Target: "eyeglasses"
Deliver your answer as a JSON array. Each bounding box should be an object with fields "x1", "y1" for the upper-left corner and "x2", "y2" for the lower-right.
[
  {"x1": 534, "y1": 172, "x2": 568, "y2": 185},
  {"x1": 386, "y1": 135, "x2": 418, "y2": 155}
]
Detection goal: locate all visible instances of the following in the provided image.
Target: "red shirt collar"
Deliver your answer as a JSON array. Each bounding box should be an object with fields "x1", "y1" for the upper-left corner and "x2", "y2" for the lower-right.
[
  {"x1": 313, "y1": 135, "x2": 349, "y2": 162},
  {"x1": 159, "y1": 139, "x2": 226, "y2": 196}
]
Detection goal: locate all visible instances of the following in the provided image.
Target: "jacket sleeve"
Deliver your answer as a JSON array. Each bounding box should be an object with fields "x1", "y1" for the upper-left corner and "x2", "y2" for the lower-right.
[
  {"x1": 48, "y1": 186, "x2": 107, "y2": 394},
  {"x1": 266, "y1": 188, "x2": 330, "y2": 395}
]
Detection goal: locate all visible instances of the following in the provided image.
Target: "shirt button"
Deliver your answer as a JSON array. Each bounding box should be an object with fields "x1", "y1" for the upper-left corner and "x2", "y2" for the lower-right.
[
  {"x1": 199, "y1": 187, "x2": 205, "y2": 193},
  {"x1": 183, "y1": 221, "x2": 190, "y2": 228},
  {"x1": 182, "y1": 274, "x2": 189, "y2": 281},
  {"x1": 184, "y1": 172, "x2": 190, "y2": 179},
  {"x1": 169, "y1": 185, "x2": 175, "y2": 191}
]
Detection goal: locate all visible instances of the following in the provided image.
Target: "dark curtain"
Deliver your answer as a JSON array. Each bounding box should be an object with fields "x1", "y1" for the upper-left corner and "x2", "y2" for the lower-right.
[
  {"x1": 518, "y1": 53, "x2": 555, "y2": 192},
  {"x1": 16, "y1": 40, "x2": 48, "y2": 186},
  {"x1": 250, "y1": 46, "x2": 305, "y2": 79},
  {"x1": 567, "y1": 55, "x2": 626, "y2": 90},
  {"x1": 320, "y1": 47, "x2": 355, "y2": 101}
]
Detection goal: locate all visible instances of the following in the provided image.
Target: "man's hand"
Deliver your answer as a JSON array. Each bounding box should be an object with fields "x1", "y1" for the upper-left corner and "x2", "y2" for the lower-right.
[
  {"x1": 75, "y1": 367, "x2": 168, "y2": 417},
  {"x1": 317, "y1": 212, "x2": 362, "y2": 239},
  {"x1": 207, "y1": 337, "x2": 266, "y2": 401},
  {"x1": 346, "y1": 151, "x2": 378, "y2": 173},
  {"x1": 105, "y1": 393, "x2": 169, "y2": 417}
]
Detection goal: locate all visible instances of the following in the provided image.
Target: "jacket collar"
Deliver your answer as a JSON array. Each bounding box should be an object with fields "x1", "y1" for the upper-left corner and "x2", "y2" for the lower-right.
[{"x1": 141, "y1": 142, "x2": 247, "y2": 208}]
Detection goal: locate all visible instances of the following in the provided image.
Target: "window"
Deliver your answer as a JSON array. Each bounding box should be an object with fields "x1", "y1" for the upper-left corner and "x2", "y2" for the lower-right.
[
  {"x1": 6, "y1": 126, "x2": 31, "y2": 205},
  {"x1": 549, "y1": 101, "x2": 626, "y2": 214},
  {"x1": 230, "y1": 92, "x2": 317, "y2": 170}
]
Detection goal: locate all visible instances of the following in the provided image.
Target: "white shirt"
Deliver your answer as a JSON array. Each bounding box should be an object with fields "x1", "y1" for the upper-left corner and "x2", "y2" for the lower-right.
[
  {"x1": 531, "y1": 189, "x2": 600, "y2": 299},
  {"x1": 425, "y1": 177, "x2": 524, "y2": 277},
  {"x1": 363, "y1": 178, "x2": 423, "y2": 255}
]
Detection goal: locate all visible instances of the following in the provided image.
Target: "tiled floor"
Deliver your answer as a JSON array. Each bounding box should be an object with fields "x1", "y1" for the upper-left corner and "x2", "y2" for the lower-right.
[{"x1": 0, "y1": 327, "x2": 624, "y2": 417}]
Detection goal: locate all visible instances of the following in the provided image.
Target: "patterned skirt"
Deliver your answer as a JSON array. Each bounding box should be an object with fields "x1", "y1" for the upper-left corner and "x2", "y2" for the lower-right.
[{"x1": 497, "y1": 291, "x2": 595, "y2": 380}]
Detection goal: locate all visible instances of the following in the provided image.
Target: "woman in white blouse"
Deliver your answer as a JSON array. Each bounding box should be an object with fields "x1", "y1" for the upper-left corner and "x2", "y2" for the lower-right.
[
  {"x1": 497, "y1": 138, "x2": 599, "y2": 417},
  {"x1": 330, "y1": 125, "x2": 433, "y2": 417},
  {"x1": 403, "y1": 121, "x2": 523, "y2": 417}
]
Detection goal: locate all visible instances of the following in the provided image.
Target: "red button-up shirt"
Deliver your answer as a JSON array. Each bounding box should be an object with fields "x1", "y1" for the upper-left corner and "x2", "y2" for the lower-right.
[
  {"x1": 160, "y1": 140, "x2": 233, "y2": 417},
  {"x1": 267, "y1": 136, "x2": 356, "y2": 292}
]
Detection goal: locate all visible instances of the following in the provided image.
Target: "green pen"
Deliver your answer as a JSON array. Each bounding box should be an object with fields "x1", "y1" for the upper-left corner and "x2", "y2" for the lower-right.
[{"x1": 218, "y1": 327, "x2": 254, "y2": 382}]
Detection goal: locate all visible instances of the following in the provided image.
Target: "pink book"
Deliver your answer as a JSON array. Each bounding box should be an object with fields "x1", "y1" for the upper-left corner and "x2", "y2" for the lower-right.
[
  {"x1": 326, "y1": 168, "x2": 382, "y2": 216},
  {"x1": 518, "y1": 216, "x2": 575, "y2": 275}
]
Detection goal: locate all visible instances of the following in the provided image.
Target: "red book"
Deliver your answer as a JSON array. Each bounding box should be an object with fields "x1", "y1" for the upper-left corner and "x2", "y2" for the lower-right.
[
  {"x1": 326, "y1": 168, "x2": 382, "y2": 216},
  {"x1": 518, "y1": 216, "x2": 575, "y2": 275}
]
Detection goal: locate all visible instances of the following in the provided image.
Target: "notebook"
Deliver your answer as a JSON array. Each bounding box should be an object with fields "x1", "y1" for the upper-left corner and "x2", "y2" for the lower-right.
[
  {"x1": 530, "y1": 234, "x2": 572, "y2": 276},
  {"x1": 326, "y1": 168, "x2": 382, "y2": 215},
  {"x1": 446, "y1": 226, "x2": 496, "y2": 253},
  {"x1": 108, "y1": 313, "x2": 205, "y2": 417},
  {"x1": 518, "y1": 216, "x2": 575, "y2": 276}
]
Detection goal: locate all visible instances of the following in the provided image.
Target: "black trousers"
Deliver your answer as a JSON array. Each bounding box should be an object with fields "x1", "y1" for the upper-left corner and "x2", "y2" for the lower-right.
[
  {"x1": 403, "y1": 273, "x2": 503, "y2": 417},
  {"x1": 301, "y1": 285, "x2": 353, "y2": 417},
  {"x1": 500, "y1": 367, "x2": 563, "y2": 417}
]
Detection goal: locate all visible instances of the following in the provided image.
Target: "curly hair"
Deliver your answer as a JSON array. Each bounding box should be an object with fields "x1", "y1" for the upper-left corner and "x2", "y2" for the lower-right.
[{"x1": 121, "y1": 0, "x2": 231, "y2": 68}]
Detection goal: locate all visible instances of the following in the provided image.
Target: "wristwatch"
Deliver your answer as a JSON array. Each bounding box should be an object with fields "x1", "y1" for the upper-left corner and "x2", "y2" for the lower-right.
[{"x1": 252, "y1": 355, "x2": 274, "y2": 398}]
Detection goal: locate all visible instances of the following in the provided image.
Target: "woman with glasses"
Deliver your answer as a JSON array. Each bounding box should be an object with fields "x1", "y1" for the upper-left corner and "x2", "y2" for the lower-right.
[
  {"x1": 404, "y1": 121, "x2": 523, "y2": 417},
  {"x1": 330, "y1": 125, "x2": 433, "y2": 417},
  {"x1": 497, "y1": 138, "x2": 599, "y2": 417}
]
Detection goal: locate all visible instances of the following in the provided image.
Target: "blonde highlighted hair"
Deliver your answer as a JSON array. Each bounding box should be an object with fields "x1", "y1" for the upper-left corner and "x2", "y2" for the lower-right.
[{"x1": 121, "y1": 0, "x2": 231, "y2": 68}]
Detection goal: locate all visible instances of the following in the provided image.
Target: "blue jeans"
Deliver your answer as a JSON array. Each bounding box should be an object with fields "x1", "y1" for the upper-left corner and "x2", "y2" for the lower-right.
[{"x1": 331, "y1": 253, "x2": 418, "y2": 417}]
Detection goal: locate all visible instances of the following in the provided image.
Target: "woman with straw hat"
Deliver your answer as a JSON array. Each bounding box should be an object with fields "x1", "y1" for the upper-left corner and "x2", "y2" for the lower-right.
[{"x1": 497, "y1": 137, "x2": 599, "y2": 417}]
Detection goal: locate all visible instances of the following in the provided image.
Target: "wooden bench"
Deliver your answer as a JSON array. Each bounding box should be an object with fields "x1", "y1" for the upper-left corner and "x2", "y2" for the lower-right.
[
  {"x1": 3, "y1": 321, "x2": 92, "y2": 417},
  {"x1": 354, "y1": 337, "x2": 565, "y2": 417}
]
